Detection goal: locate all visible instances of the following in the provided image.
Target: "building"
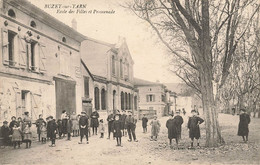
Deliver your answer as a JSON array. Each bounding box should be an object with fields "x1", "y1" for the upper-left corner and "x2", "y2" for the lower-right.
[
  {"x1": 134, "y1": 78, "x2": 170, "y2": 117},
  {"x1": 0, "y1": 0, "x2": 86, "y2": 123},
  {"x1": 81, "y1": 36, "x2": 139, "y2": 118}
]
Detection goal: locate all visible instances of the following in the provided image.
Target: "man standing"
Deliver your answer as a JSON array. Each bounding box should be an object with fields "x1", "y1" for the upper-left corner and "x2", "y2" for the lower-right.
[
  {"x1": 173, "y1": 110, "x2": 184, "y2": 147},
  {"x1": 35, "y1": 114, "x2": 46, "y2": 142},
  {"x1": 61, "y1": 110, "x2": 68, "y2": 137},
  {"x1": 90, "y1": 109, "x2": 99, "y2": 135},
  {"x1": 107, "y1": 110, "x2": 114, "y2": 139},
  {"x1": 125, "y1": 111, "x2": 138, "y2": 142},
  {"x1": 78, "y1": 111, "x2": 89, "y2": 144}
]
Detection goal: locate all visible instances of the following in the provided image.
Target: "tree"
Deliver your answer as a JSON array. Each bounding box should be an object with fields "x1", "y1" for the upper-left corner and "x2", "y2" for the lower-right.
[{"x1": 124, "y1": 0, "x2": 260, "y2": 147}]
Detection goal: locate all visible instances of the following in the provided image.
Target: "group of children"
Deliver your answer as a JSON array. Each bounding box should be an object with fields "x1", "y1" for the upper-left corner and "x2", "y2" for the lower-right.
[{"x1": 142, "y1": 109, "x2": 204, "y2": 149}]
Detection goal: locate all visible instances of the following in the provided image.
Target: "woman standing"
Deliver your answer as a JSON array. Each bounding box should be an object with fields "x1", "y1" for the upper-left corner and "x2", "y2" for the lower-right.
[
  {"x1": 90, "y1": 109, "x2": 99, "y2": 135},
  {"x1": 71, "y1": 112, "x2": 78, "y2": 137},
  {"x1": 238, "y1": 109, "x2": 251, "y2": 143}
]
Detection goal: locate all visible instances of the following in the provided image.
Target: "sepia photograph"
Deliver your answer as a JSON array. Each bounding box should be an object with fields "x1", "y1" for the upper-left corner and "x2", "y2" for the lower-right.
[{"x1": 0, "y1": 0, "x2": 259, "y2": 164}]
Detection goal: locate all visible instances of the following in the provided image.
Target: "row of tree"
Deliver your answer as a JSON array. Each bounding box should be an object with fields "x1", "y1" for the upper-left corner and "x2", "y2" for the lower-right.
[{"x1": 124, "y1": 0, "x2": 260, "y2": 147}]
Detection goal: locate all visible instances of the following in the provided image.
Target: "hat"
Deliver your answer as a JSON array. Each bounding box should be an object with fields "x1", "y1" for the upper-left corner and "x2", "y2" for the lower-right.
[
  {"x1": 48, "y1": 115, "x2": 53, "y2": 119},
  {"x1": 24, "y1": 111, "x2": 29, "y2": 115},
  {"x1": 81, "y1": 111, "x2": 86, "y2": 114},
  {"x1": 169, "y1": 114, "x2": 173, "y2": 117},
  {"x1": 191, "y1": 109, "x2": 196, "y2": 113},
  {"x1": 3, "y1": 121, "x2": 8, "y2": 124},
  {"x1": 11, "y1": 116, "x2": 16, "y2": 119},
  {"x1": 240, "y1": 109, "x2": 246, "y2": 112}
]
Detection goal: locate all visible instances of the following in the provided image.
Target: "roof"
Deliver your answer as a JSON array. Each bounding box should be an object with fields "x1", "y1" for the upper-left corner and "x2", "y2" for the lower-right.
[
  {"x1": 80, "y1": 59, "x2": 94, "y2": 80},
  {"x1": 133, "y1": 78, "x2": 165, "y2": 87},
  {"x1": 6, "y1": 0, "x2": 86, "y2": 42}
]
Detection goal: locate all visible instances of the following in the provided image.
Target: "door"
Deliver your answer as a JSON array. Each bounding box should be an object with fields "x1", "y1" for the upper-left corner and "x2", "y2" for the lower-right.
[{"x1": 82, "y1": 102, "x2": 92, "y2": 117}]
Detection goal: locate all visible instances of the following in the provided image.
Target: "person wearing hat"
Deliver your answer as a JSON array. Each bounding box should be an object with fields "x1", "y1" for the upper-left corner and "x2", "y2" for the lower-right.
[
  {"x1": 125, "y1": 111, "x2": 138, "y2": 142},
  {"x1": 113, "y1": 114, "x2": 123, "y2": 146},
  {"x1": 61, "y1": 110, "x2": 68, "y2": 137},
  {"x1": 120, "y1": 110, "x2": 127, "y2": 136},
  {"x1": 35, "y1": 114, "x2": 46, "y2": 142},
  {"x1": 188, "y1": 109, "x2": 204, "y2": 148},
  {"x1": 237, "y1": 108, "x2": 250, "y2": 142},
  {"x1": 78, "y1": 111, "x2": 89, "y2": 144},
  {"x1": 150, "y1": 115, "x2": 161, "y2": 141},
  {"x1": 172, "y1": 109, "x2": 184, "y2": 147},
  {"x1": 90, "y1": 108, "x2": 100, "y2": 136},
  {"x1": 1, "y1": 121, "x2": 10, "y2": 147},
  {"x1": 107, "y1": 110, "x2": 115, "y2": 139},
  {"x1": 9, "y1": 116, "x2": 17, "y2": 134},
  {"x1": 142, "y1": 114, "x2": 148, "y2": 133},
  {"x1": 47, "y1": 116, "x2": 57, "y2": 147},
  {"x1": 166, "y1": 114, "x2": 175, "y2": 148}
]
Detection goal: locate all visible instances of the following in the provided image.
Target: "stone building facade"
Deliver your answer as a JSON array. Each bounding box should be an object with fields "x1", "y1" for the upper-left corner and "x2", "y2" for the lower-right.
[
  {"x1": 0, "y1": 0, "x2": 85, "y2": 123},
  {"x1": 134, "y1": 78, "x2": 170, "y2": 117},
  {"x1": 81, "y1": 37, "x2": 139, "y2": 118}
]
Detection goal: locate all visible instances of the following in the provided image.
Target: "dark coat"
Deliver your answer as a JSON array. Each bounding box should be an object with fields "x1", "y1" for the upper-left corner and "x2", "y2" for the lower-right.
[
  {"x1": 113, "y1": 120, "x2": 122, "y2": 138},
  {"x1": 67, "y1": 120, "x2": 73, "y2": 133},
  {"x1": 120, "y1": 114, "x2": 127, "y2": 130},
  {"x1": 173, "y1": 115, "x2": 183, "y2": 138},
  {"x1": 1, "y1": 126, "x2": 10, "y2": 139},
  {"x1": 142, "y1": 117, "x2": 148, "y2": 128},
  {"x1": 47, "y1": 120, "x2": 57, "y2": 139},
  {"x1": 9, "y1": 121, "x2": 17, "y2": 134},
  {"x1": 188, "y1": 116, "x2": 204, "y2": 139},
  {"x1": 90, "y1": 111, "x2": 99, "y2": 127},
  {"x1": 238, "y1": 113, "x2": 250, "y2": 136},
  {"x1": 35, "y1": 118, "x2": 46, "y2": 134},
  {"x1": 166, "y1": 119, "x2": 175, "y2": 139},
  {"x1": 79, "y1": 115, "x2": 89, "y2": 136}
]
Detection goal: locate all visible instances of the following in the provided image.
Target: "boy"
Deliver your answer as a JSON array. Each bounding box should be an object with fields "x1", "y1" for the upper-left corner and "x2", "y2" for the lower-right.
[
  {"x1": 173, "y1": 110, "x2": 184, "y2": 147},
  {"x1": 66, "y1": 115, "x2": 73, "y2": 141},
  {"x1": 166, "y1": 114, "x2": 174, "y2": 148},
  {"x1": 142, "y1": 114, "x2": 148, "y2": 133},
  {"x1": 107, "y1": 110, "x2": 114, "y2": 139},
  {"x1": 78, "y1": 111, "x2": 89, "y2": 144},
  {"x1": 188, "y1": 110, "x2": 204, "y2": 149},
  {"x1": 113, "y1": 114, "x2": 122, "y2": 146},
  {"x1": 47, "y1": 116, "x2": 57, "y2": 147},
  {"x1": 120, "y1": 110, "x2": 127, "y2": 136},
  {"x1": 1, "y1": 121, "x2": 10, "y2": 148}
]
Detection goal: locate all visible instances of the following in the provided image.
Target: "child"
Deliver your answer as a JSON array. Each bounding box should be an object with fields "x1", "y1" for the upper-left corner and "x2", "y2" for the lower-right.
[
  {"x1": 12, "y1": 123, "x2": 22, "y2": 149},
  {"x1": 150, "y1": 116, "x2": 161, "y2": 141},
  {"x1": 99, "y1": 119, "x2": 105, "y2": 138},
  {"x1": 41, "y1": 122, "x2": 47, "y2": 143},
  {"x1": 188, "y1": 109, "x2": 204, "y2": 148},
  {"x1": 142, "y1": 114, "x2": 148, "y2": 133},
  {"x1": 173, "y1": 110, "x2": 184, "y2": 148},
  {"x1": 66, "y1": 115, "x2": 72, "y2": 141},
  {"x1": 166, "y1": 114, "x2": 175, "y2": 148},
  {"x1": 237, "y1": 108, "x2": 250, "y2": 143},
  {"x1": 47, "y1": 116, "x2": 57, "y2": 147},
  {"x1": 1, "y1": 121, "x2": 10, "y2": 148},
  {"x1": 23, "y1": 123, "x2": 32, "y2": 148},
  {"x1": 113, "y1": 114, "x2": 122, "y2": 146},
  {"x1": 120, "y1": 110, "x2": 127, "y2": 136},
  {"x1": 57, "y1": 119, "x2": 63, "y2": 139}
]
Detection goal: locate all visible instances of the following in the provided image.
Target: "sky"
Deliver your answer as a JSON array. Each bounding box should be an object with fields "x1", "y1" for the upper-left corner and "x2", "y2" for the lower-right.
[{"x1": 28, "y1": 0, "x2": 181, "y2": 83}]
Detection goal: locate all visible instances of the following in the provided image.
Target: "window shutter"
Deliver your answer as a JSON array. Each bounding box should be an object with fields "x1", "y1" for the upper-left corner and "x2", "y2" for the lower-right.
[
  {"x1": 39, "y1": 43, "x2": 46, "y2": 73},
  {"x1": 153, "y1": 95, "x2": 155, "y2": 102},
  {"x1": 16, "y1": 90, "x2": 22, "y2": 117},
  {"x1": 31, "y1": 92, "x2": 41, "y2": 121},
  {"x1": 146, "y1": 95, "x2": 149, "y2": 102},
  {"x1": 27, "y1": 43, "x2": 32, "y2": 70},
  {"x1": 2, "y1": 28, "x2": 9, "y2": 65},
  {"x1": 17, "y1": 35, "x2": 27, "y2": 68}
]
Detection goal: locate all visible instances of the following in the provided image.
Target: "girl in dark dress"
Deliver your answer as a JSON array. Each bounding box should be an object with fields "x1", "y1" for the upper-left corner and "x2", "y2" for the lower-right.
[
  {"x1": 237, "y1": 109, "x2": 250, "y2": 142},
  {"x1": 188, "y1": 110, "x2": 204, "y2": 148},
  {"x1": 113, "y1": 114, "x2": 122, "y2": 147}
]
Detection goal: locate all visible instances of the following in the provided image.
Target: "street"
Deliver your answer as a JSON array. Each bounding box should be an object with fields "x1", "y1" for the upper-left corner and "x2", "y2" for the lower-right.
[{"x1": 0, "y1": 114, "x2": 259, "y2": 165}]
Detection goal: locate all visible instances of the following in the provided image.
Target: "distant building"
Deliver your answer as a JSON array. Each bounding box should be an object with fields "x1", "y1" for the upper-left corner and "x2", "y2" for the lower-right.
[
  {"x1": 0, "y1": 0, "x2": 85, "y2": 122},
  {"x1": 81, "y1": 36, "x2": 139, "y2": 118},
  {"x1": 134, "y1": 78, "x2": 170, "y2": 117}
]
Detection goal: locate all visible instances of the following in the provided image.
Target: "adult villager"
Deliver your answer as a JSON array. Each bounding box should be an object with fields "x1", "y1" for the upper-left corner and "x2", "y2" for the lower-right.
[
  {"x1": 90, "y1": 109, "x2": 99, "y2": 135},
  {"x1": 107, "y1": 110, "x2": 115, "y2": 139},
  {"x1": 78, "y1": 111, "x2": 89, "y2": 144},
  {"x1": 120, "y1": 110, "x2": 127, "y2": 136},
  {"x1": 188, "y1": 110, "x2": 204, "y2": 149},
  {"x1": 150, "y1": 116, "x2": 160, "y2": 141},
  {"x1": 237, "y1": 108, "x2": 251, "y2": 143},
  {"x1": 71, "y1": 112, "x2": 78, "y2": 137},
  {"x1": 166, "y1": 114, "x2": 175, "y2": 148},
  {"x1": 125, "y1": 111, "x2": 138, "y2": 142},
  {"x1": 35, "y1": 114, "x2": 46, "y2": 142},
  {"x1": 61, "y1": 110, "x2": 68, "y2": 137},
  {"x1": 47, "y1": 116, "x2": 57, "y2": 147},
  {"x1": 23, "y1": 111, "x2": 32, "y2": 127}
]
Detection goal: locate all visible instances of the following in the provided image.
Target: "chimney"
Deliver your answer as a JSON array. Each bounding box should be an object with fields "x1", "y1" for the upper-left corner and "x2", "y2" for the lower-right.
[{"x1": 71, "y1": 18, "x2": 77, "y2": 30}]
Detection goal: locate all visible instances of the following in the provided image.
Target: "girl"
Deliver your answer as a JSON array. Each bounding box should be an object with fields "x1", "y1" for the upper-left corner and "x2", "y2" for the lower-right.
[
  {"x1": 41, "y1": 122, "x2": 47, "y2": 143},
  {"x1": 113, "y1": 115, "x2": 122, "y2": 146},
  {"x1": 150, "y1": 116, "x2": 161, "y2": 141},
  {"x1": 12, "y1": 123, "x2": 22, "y2": 149},
  {"x1": 99, "y1": 119, "x2": 105, "y2": 138},
  {"x1": 23, "y1": 123, "x2": 32, "y2": 148}
]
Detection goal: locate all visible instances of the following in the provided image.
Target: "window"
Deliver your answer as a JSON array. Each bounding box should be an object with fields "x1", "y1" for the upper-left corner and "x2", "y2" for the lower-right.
[
  {"x1": 94, "y1": 87, "x2": 100, "y2": 110},
  {"x1": 101, "y1": 89, "x2": 106, "y2": 110},
  {"x1": 125, "y1": 92, "x2": 128, "y2": 110},
  {"x1": 146, "y1": 95, "x2": 155, "y2": 102},
  {"x1": 30, "y1": 21, "x2": 36, "y2": 28},
  {"x1": 21, "y1": 90, "x2": 30, "y2": 114},
  {"x1": 8, "y1": 31, "x2": 17, "y2": 66},
  {"x1": 127, "y1": 63, "x2": 130, "y2": 78},
  {"x1": 84, "y1": 77, "x2": 89, "y2": 98},
  {"x1": 8, "y1": 9, "x2": 16, "y2": 18},
  {"x1": 113, "y1": 90, "x2": 116, "y2": 110},
  {"x1": 134, "y1": 96, "x2": 137, "y2": 110},
  {"x1": 112, "y1": 55, "x2": 115, "y2": 75},
  {"x1": 62, "y1": 37, "x2": 66, "y2": 43},
  {"x1": 120, "y1": 59, "x2": 123, "y2": 78},
  {"x1": 30, "y1": 41, "x2": 37, "y2": 71},
  {"x1": 161, "y1": 95, "x2": 165, "y2": 102},
  {"x1": 121, "y1": 92, "x2": 124, "y2": 110}
]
